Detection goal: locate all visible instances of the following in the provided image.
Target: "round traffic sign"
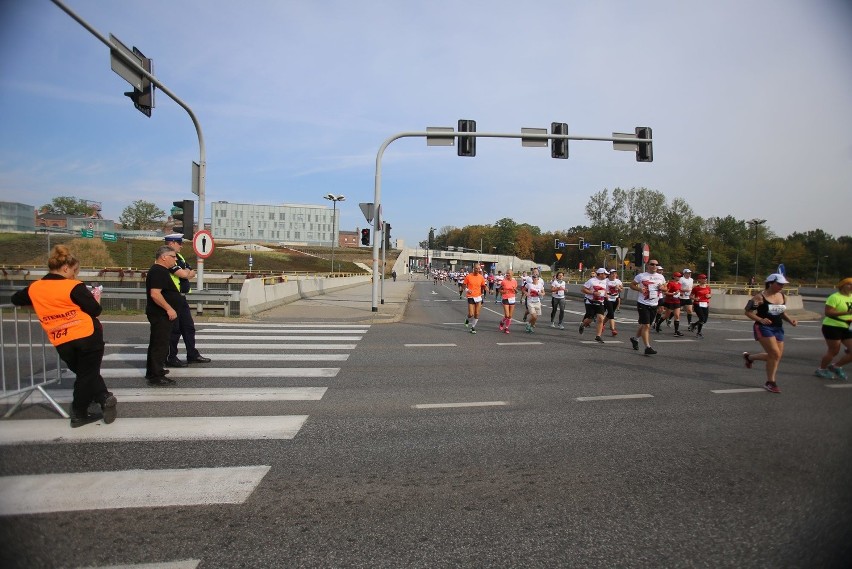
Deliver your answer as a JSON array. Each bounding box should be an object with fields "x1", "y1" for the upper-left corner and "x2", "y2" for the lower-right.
[
  {"x1": 192, "y1": 230, "x2": 215, "y2": 259},
  {"x1": 642, "y1": 243, "x2": 650, "y2": 263}
]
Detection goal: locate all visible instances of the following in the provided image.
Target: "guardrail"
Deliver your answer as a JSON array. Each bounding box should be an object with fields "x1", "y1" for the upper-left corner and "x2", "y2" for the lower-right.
[{"x1": 1, "y1": 304, "x2": 67, "y2": 418}]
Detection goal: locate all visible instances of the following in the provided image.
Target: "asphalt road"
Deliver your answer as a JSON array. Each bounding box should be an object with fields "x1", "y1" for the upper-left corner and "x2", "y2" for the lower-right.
[{"x1": 0, "y1": 281, "x2": 850, "y2": 568}]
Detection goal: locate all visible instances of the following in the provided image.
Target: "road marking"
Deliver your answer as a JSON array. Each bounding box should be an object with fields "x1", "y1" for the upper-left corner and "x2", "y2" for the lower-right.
[
  {"x1": 110, "y1": 343, "x2": 358, "y2": 350},
  {"x1": 825, "y1": 384, "x2": 852, "y2": 389},
  {"x1": 199, "y1": 329, "x2": 367, "y2": 334},
  {"x1": 576, "y1": 394, "x2": 654, "y2": 401},
  {"x1": 653, "y1": 339, "x2": 694, "y2": 343},
  {"x1": 103, "y1": 354, "x2": 348, "y2": 362},
  {"x1": 194, "y1": 335, "x2": 363, "y2": 341},
  {"x1": 580, "y1": 340, "x2": 622, "y2": 344},
  {"x1": 789, "y1": 337, "x2": 822, "y2": 341},
  {"x1": 0, "y1": 465, "x2": 271, "y2": 515},
  {"x1": 404, "y1": 343, "x2": 457, "y2": 347},
  {"x1": 711, "y1": 388, "x2": 766, "y2": 394},
  {"x1": 78, "y1": 560, "x2": 201, "y2": 569},
  {"x1": 413, "y1": 401, "x2": 508, "y2": 409},
  {"x1": 0, "y1": 415, "x2": 309, "y2": 445},
  {"x1": 725, "y1": 338, "x2": 755, "y2": 342},
  {"x1": 496, "y1": 341, "x2": 542, "y2": 346},
  {"x1": 203, "y1": 323, "x2": 369, "y2": 329},
  {"x1": 35, "y1": 387, "x2": 328, "y2": 403},
  {"x1": 74, "y1": 368, "x2": 339, "y2": 379}
]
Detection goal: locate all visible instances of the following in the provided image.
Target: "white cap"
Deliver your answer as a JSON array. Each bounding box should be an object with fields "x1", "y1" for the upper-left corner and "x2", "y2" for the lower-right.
[
  {"x1": 683, "y1": 268, "x2": 691, "y2": 273},
  {"x1": 765, "y1": 273, "x2": 789, "y2": 284},
  {"x1": 164, "y1": 233, "x2": 184, "y2": 242},
  {"x1": 596, "y1": 267, "x2": 608, "y2": 274}
]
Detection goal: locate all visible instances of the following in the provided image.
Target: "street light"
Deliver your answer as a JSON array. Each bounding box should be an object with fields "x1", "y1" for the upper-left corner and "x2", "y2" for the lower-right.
[
  {"x1": 815, "y1": 255, "x2": 828, "y2": 286},
  {"x1": 747, "y1": 218, "x2": 766, "y2": 279},
  {"x1": 702, "y1": 246, "x2": 712, "y2": 282},
  {"x1": 323, "y1": 194, "x2": 345, "y2": 273}
]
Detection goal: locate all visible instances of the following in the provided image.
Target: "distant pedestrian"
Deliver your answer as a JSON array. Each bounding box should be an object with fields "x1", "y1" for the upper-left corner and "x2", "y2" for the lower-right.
[
  {"x1": 628, "y1": 259, "x2": 667, "y2": 355},
  {"x1": 743, "y1": 273, "x2": 798, "y2": 393},
  {"x1": 814, "y1": 277, "x2": 852, "y2": 380},
  {"x1": 689, "y1": 273, "x2": 712, "y2": 337},
  {"x1": 499, "y1": 270, "x2": 519, "y2": 333},
  {"x1": 549, "y1": 271, "x2": 567, "y2": 329},
  {"x1": 164, "y1": 234, "x2": 211, "y2": 368},
  {"x1": 392, "y1": 270, "x2": 397, "y2": 282},
  {"x1": 11, "y1": 245, "x2": 117, "y2": 427},
  {"x1": 463, "y1": 264, "x2": 487, "y2": 334},
  {"x1": 145, "y1": 245, "x2": 182, "y2": 385}
]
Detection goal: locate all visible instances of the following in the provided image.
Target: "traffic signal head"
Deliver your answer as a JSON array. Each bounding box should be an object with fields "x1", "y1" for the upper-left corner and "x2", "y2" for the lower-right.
[
  {"x1": 635, "y1": 126, "x2": 653, "y2": 162},
  {"x1": 551, "y1": 122, "x2": 568, "y2": 159},
  {"x1": 633, "y1": 242, "x2": 644, "y2": 262},
  {"x1": 172, "y1": 200, "x2": 195, "y2": 240},
  {"x1": 385, "y1": 224, "x2": 391, "y2": 248},
  {"x1": 361, "y1": 228, "x2": 370, "y2": 246},
  {"x1": 457, "y1": 119, "x2": 476, "y2": 157},
  {"x1": 124, "y1": 50, "x2": 155, "y2": 117}
]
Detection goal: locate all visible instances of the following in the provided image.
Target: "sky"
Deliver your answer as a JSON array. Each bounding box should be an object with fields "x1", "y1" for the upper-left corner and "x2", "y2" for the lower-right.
[{"x1": 1, "y1": 0, "x2": 851, "y2": 248}]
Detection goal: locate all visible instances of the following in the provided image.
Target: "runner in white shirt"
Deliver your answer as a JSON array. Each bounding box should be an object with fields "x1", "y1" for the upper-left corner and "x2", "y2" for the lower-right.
[
  {"x1": 604, "y1": 269, "x2": 623, "y2": 336},
  {"x1": 629, "y1": 260, "x2": 667, "y2": 355},
  {"x1": 580, "y1": 267, "x2": 609, "y2": 343},
  {"x1": 494, "y1": 271, "x2": 504, "y2": 304},
  {"x1": 679, "y1": 268, "x2": 695, "y2": 331},
  {"x1": 549, "y1": 271, "x2": 567, "y2": 329},
  {"x1": 524, "y1": 273, "x2": 545, "y2": 333}
]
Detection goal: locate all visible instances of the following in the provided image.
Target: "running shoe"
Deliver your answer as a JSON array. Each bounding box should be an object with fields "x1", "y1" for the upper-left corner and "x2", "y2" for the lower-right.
[
  {"x1": 499, "y1": 321, "x2": 504, "y2": 331},
  {"x1": 687, "y1": 323, "x2": 694, "y2": 332},
  {"x1": 666, "y1": 318, "x2": 672, "y2": 327},
  {"x1": 578, "y1": 323, "x2": 585, "y2": 334},
  {"x1": 644, "y1": 346, "x2": 657, "y2": 355},
  {"x1": 829, "y1": 366, "x2": 847, "y2": 380},
  {"x1": 673, "y1": 331, "x2": 684, "y2": 337},
  {"x1": 611, "y1": 329, "x2": 618, "y2": 336},
  {"x1": 814, "y1": 369, "x2": 835, "y2": 379},
  {"x1": 470, "y1": 328, "x2": 477, "y2": 334},
  {"x1": 559, "y1": 324, "x2": 564, "y2": 330},
  {"x1": 465, "y1": 319, "x2": 469, "y2": 327},
  {"x1": 630, "y1": 337, "x2": 639, "y2": 351},
  {"x1": 743, "y1": 352, "x2": 753, "y2": 369},
  {"x1": 504, "y1": 328, "x2": 510, "y2": 334},
  {"x1": 525, "y1": 324, "x2": 532, "y2": 334},
  {"x1": 764, "y1": 381, "x2": 780, "y2": 393},
  {"x1": 696, "y1": 332, "x2": 704, "y2": 338},
  {"x1": 595, "y1": 336, "x2": 604, "y2": 344},
  {"x1": 550, "y1": 322, "x2": 556, "y2": 328}
]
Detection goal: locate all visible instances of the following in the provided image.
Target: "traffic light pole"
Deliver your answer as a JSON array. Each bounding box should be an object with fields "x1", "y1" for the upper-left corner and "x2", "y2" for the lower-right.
[
  {"x1": 51, "y1": 0, "x2": 208, "y2": 290},
  {"x1": 371, "y1": 129, "x2": 652, "y2": 312}
]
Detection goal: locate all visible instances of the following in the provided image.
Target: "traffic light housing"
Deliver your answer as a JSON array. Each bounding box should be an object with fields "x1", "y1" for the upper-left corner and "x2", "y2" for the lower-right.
[
  {"x1": 172, "y1": 200, "x2": 194, "y2": 240},
  {"x1": 361, "y1": 228, "x2": 370, "y2": 246},
  {"x1": 551, "y1": 122, "x2": 568, "y2": 159},
  {"x1": 384, "y1": 224, "x2": 391, "y2": 249},
  {"x1": 124, "y1": 50, "x2": 155, "y2": 117},
  {"x1": 633, "y1": 242, "x2": 644, "y2": 263},
  {"x1": 635, "y1": 126, "x2": 653, "y2": 162},
  {"x1": 457, "y1": 119, "x2": 476, "y2": 157}
]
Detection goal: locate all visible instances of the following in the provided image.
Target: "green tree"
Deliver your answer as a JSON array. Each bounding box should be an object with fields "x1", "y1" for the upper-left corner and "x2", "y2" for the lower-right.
[
  {"x1": 40, "y1": 196, "x2": 92, "y2": 216},
  {"x1": 119, "y1": 200, "x2": 166, "y2": 230}
]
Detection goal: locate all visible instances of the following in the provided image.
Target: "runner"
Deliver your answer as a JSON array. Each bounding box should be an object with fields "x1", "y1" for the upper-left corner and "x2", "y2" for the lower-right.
[
  {"x1": 658, "y1": 272, "x2": 683, "y2": 336},
  {"x1": 743, "y1": 273, "x2": 798, "y2": 393},
  {"x1": 689, "y1": 273, "x2": 711, "y2": 337},
  {"x1": 679, "y1": 269, "x2": 695, "y2": 330},
  {"x1": 814, "y1": 277, "x2": 852, "y2": 379},
  {"x1": 604, "y1": 268, "x2": 623, "y2": 336},
  {"x1": 498, "y1": 270, "x2": 519, "y2": 333},
  {"x1": 494, "y1": 270, "x2": 504, "y2": 303},
  {"x1": 628, "y1": 259, "x2": 667, "y2": 355},
  {"x1": 549, "y1": 271, "x2": 567, "y2": 329},
  {"x1": 580, "y1": 267, "x2": 609, "y2": 343},
  {"x1": 524, "y1": 272, "x2": 545, "y2": 333},
  {"x1": 462, "y1": 264, "x2": 487, "y2": 334}
]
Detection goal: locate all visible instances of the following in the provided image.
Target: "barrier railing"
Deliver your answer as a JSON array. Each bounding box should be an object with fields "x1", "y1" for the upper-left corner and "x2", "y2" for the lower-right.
[{"x1": 1, "y1": 304, "x2": 67, "y2": 418}]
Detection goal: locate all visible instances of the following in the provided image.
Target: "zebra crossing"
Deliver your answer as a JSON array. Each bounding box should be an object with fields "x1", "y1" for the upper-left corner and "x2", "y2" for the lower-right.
[{"x1": 0, "y1": 322, "x2": 368, "y2": 521}]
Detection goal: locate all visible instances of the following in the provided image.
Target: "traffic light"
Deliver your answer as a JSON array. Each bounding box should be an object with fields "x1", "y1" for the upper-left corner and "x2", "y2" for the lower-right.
[
  {"x1": 635, "y1": 126, "x2": 653, "y2": 162},
  {"x1": 578, "y1": 237, "x2": 584, "y2": 249},
  {"x1": 172, "y1": 199, "x2": 194, "y2": 240},
  {"x1": 551, "y1": 122, "x2": 568, "y2": 159},
  {"x1": 361, "y1": 228, "x2": 370, "y2": 246},
  {"x1": 457, "y1": 119, "x2": 476, "y2": 157},
  {"x1": 633, "y1": 242, "x2": 644, "y2": 263},
  {"x1": 124, "y1": 49, "x2": 155, "y2": 117},
  {"x1": 384, "y1": 224, "x2": 391, "y2": 249}
]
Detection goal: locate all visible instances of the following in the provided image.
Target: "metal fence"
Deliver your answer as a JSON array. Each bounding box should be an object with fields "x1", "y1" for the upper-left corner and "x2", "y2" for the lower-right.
[{"x1": 0, "y1": 304, "x2": 67, "y2": 418}]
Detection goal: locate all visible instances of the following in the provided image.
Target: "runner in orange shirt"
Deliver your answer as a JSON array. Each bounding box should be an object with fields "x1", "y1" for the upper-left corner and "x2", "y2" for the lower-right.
[
  {"x1": 463, "y1": 264, "x2": 487, "y2": 334},
  {"x1": 499, "y1": 270, "x2": 519, "y2": 333}
]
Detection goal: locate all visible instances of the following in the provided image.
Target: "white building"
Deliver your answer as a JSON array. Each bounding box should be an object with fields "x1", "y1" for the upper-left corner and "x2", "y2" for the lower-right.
[{"x1": 211, "y1": 201, "x2": 338, "y2": 246}]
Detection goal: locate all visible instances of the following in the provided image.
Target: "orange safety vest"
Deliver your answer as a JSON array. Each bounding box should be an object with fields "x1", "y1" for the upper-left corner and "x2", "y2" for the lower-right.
[{"x1": 28, "y1": 279, "x2": 94, "y2": 346}]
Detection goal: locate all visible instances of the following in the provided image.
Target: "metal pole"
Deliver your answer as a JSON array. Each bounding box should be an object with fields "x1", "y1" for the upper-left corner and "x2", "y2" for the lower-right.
[
  {"x1": 51, "y1": 0, "x2": 207, "y2": 289},
  {"x1": 707, "y1": 249, "x2": 711, "y2": 282},
  {"x1": 331, "y1": 201, "x2": 336, "y2": 273},
  {"x1": 380, "y1": 221, "x2": 386, "y2": 304}
]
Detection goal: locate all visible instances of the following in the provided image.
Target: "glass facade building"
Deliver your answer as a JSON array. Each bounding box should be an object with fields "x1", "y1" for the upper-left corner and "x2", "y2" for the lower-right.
[{"x1": 0, "y1": 202, "x2": 35, "y2": 232}]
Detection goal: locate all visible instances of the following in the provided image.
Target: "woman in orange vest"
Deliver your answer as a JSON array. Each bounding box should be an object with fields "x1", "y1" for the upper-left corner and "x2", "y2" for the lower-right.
[{"x1": 11, "y1": 245, "x2": 116, "y2": 428}]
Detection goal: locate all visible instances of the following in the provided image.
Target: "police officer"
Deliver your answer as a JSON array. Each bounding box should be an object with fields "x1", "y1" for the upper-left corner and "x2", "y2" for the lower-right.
[{"x1": 164, "y1": 234, "x2": 211, "y2": 367}]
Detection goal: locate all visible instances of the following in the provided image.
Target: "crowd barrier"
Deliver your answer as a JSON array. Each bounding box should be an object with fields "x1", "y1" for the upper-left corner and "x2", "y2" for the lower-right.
[{"x1": 0, "y1": 304, "x2": 67, "y2": 419}]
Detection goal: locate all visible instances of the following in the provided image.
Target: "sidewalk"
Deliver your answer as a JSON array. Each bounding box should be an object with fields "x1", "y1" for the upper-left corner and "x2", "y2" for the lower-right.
[{"x1": 250, "y1": 278, "x2": 414, "y2": 324}]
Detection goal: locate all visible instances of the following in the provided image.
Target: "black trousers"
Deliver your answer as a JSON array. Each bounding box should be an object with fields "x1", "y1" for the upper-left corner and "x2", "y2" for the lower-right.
[
  {"x1": 55, "y1": 332, "x2": 109, "y2": 412},
  {"x1": 169, "y1": 299, "x2": 200, "y2": 360},
  {"x1": 147, "y1": 312, "x2": 172, "y2": 377}
]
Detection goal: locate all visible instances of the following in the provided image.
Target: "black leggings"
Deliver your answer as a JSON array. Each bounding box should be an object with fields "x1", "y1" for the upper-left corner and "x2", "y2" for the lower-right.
[{"x1": 551, "y1": 297, "x2": 565, "y2": 324}]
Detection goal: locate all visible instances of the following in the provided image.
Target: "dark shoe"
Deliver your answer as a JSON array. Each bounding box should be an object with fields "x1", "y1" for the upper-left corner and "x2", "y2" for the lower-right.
[
  {"x1": 101, "y1": 395, "x2": 118, "y2": 424},
  {"x1": 145, "y1": 369, "x2": 169, "y2": 379},
  {"x1": 594, "y1": 336, "x2": 605, "y2": 343},
  {"x1": 578, "y1": 323, "x2": 585, "y2": 334},
  {"x1": 166, "y1": 357, "x2": 187, "y2": 368},
  {"x1": 644, "y1": 346, "x2": 657, "y2": 355},
  {"x1": 147, "y1": 376, "x2": 176, "y2": 386},
  {"x1": 673, "y1": 331, "x2": 684, "y2": 337},
  {"x1": 70, "y1": 408, "x2": 101, "y2": 428},
  {"x1": 630, "y1": 337, "x2": 639, "y2": 351},
  {"x1": 187, "y1": 356, "x2": 211, "y2": 363}
]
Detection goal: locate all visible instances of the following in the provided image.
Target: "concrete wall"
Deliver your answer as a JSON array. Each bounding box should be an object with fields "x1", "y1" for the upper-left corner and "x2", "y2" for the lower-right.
[{"x1": 239, "y1": 275, "x2": 372, "y2": 315}]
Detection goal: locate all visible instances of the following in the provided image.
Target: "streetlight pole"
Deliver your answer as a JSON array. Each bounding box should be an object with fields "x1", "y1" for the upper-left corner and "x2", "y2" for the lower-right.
[
  {"x1": 815, "y1": 255, "x2": 828, "y2": 286},
  {"x1": 706, "y1": 248, "x2": 712, "y2": 282},
  {"x1": 323, "y1": 194, "x2": 345, "y2": 273},
  {"x1": 747, "y1": 218, "x2": 766, "y2": 279}
]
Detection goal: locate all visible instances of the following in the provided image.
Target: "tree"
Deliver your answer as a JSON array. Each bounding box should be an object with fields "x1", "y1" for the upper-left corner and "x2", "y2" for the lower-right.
[
  {"x1": 40, "y1": 196, "x2": 93, "y2": 216},
  {"x1": 119, "y1": 200, "x2": 166, "y2": 230}
]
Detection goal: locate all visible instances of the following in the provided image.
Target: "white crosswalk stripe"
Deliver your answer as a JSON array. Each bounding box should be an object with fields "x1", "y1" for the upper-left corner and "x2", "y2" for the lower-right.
[{"x1": 0, "y1": 321, "x2": 368, "y2": 525}]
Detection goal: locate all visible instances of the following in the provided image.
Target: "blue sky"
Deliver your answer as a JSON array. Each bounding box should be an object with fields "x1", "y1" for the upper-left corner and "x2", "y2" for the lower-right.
[{"x1": 1, "y1": 0, "x2": 851, "y2": 247}]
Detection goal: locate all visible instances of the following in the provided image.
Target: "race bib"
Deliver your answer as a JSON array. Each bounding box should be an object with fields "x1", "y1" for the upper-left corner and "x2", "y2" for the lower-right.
[
  {"x1": 698, "y1": 301, "x2": 708, "y2": 307},
  {"x1": 472, "y1": 296, "x2": 482, "y2": 303},
  {"x1": 767, "y1": 304, "x2": 786, "y2": 316},
  {"x1": 506, "y1": 297, "x2": 516, "y2": 305}
]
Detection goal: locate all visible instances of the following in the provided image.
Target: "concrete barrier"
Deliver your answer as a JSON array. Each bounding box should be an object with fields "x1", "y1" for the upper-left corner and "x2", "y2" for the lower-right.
[{"x1": 239, "y1": 275, "x2": 372, "y2": 315}]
